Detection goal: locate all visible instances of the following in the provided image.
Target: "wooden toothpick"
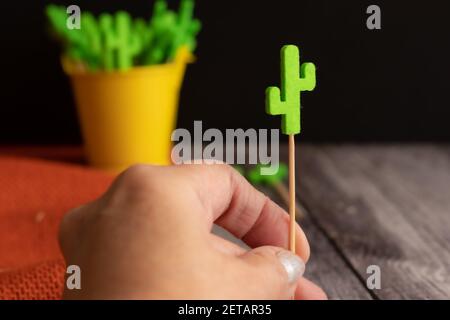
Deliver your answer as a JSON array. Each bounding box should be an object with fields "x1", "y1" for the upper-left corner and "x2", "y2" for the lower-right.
[
  {"x1": 266, "y1": 45, "x2": 316, "y2": 253},
  {"x1": 247, "y1": 163, "x2": 304, "y2": 221},
  {"x1": 288, "y1": 134, "x2": 296, "y2": 252}
]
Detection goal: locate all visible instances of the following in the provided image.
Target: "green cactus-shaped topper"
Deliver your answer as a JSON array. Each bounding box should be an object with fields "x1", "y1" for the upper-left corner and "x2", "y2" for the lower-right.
[
  {"x1": 144, "y1": 0, "x2": 177, "y2": 65},
  {"x1": 266, "y1": 45, "x2": 316, "y2": 135},
  {"x1": 168, "y1": 0, "x2": 201, "y2": 59},
  {"x1": 144, "y1": 0, "x2": 200, "y2": 64},
  {"x1": 46, "y1": 5, "x2": 102, "y2": 69},
  {"x1": 46, "y1": 6, "x2": 89, "y2": 63},
  {"x1": 101, "y1": 11, "x2": 143, "y2": 71},
  {"x1": 248, "y1": 163, "x2": 288, "y2": 186}
]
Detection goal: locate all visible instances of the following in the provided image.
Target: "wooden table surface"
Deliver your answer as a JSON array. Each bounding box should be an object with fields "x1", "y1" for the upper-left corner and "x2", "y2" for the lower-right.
[
  {"x1": 1, "y1": 144, "x2": 449, "y2": 299},
  {"x1": 275, "y1": 144, "x2": 450, "y2": 300}
]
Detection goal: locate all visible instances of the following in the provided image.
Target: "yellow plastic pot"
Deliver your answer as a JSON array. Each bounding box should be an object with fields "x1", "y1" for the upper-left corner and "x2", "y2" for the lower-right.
[{"x1": 63, "y1": 48, "x2": 192, "y2": 173}]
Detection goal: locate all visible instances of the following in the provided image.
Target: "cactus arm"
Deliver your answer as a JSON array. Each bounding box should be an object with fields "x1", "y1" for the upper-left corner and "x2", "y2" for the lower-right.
[
  {"x1": 299, "y1": 62, "x2": 316, "y2": 91},
  {"x1": 265, "y1": 87, "x2": 283, "y2": 115}
]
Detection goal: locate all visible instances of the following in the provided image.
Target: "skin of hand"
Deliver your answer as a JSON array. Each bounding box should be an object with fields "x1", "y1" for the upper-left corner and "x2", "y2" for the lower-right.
[{"x1": 60, "y1": 164, "x2": 327, "y2": 300}]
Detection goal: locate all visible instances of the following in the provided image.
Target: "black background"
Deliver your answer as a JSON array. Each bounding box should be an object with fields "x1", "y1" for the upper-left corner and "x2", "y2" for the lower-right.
[{"x1": 1, "y1": 0, "x2": 449, "y2": 144}]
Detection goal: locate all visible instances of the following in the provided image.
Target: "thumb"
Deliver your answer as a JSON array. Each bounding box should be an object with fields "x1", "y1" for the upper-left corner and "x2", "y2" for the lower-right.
[{"x1": 239, "y1": 246, "x2": 306, "y2": 299}]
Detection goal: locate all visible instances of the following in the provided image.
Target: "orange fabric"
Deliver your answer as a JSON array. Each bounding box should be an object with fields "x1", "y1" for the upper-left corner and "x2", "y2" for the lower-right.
[{"x1": 0, "y1": 156, "x2": 114, "y2": 299}]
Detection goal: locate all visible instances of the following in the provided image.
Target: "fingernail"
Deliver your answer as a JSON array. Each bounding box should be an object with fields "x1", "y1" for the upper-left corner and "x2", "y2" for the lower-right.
[{"x1": 277, "y1": 251, "x2": 305, "y2": 284}]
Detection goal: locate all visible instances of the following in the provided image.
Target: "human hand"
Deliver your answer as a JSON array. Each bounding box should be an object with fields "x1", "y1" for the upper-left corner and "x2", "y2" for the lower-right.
[{"x1": 60, "y1": 164, "x2": 327, "y2": 299}]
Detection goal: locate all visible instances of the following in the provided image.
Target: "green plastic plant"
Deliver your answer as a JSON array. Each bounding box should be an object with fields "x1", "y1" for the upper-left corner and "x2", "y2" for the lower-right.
[
  {"x1": 266, "y1": 45, "x2": 316, "y2": 135},
  {"x1": 45, "y1": 0, "x2": 201, "y2": 72}
]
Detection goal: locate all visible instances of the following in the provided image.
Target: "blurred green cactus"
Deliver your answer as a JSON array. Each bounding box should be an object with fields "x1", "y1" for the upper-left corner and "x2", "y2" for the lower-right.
[
  {"x1": 144, "y1": 0, "x2": 177, "y2": 65},
  {"x1": 248, "y1": 163, "x2": 288, "y2": 186},
  {"x1": 232, "y1": 165, "x2": 245, "y2": 176},
  {"x1": 168, "y1": 0, "x2": 201, "y2": 59},
  {"x1": 45, "y1": 0, "x2": 201, "y2": 72},
  {"x1": 46, "y1": 5, "x2": 92, "y2": 67},
  {"x1": 247, "y1": 163, "x2": 305, "y2": 219},
  {"x1": 101, "y1": 12, "x2": 143, "y2": 70}
]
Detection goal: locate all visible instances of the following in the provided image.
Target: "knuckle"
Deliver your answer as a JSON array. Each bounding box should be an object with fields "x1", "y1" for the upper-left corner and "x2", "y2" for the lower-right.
[
  {"x1": 120, "y1": 164, "x2": 154, "y2": 188},
  {"x1": 104, "y1": 164, "x2": 163, "y2": 211},
  {"x1": 115, "y1": 165, "x2": 157, "y2": 196}
]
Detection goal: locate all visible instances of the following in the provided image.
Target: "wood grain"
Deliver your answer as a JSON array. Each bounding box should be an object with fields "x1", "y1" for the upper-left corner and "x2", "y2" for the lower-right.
[{"x1": 295, "y1": 144, "x2": 450, "y2": 299}]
